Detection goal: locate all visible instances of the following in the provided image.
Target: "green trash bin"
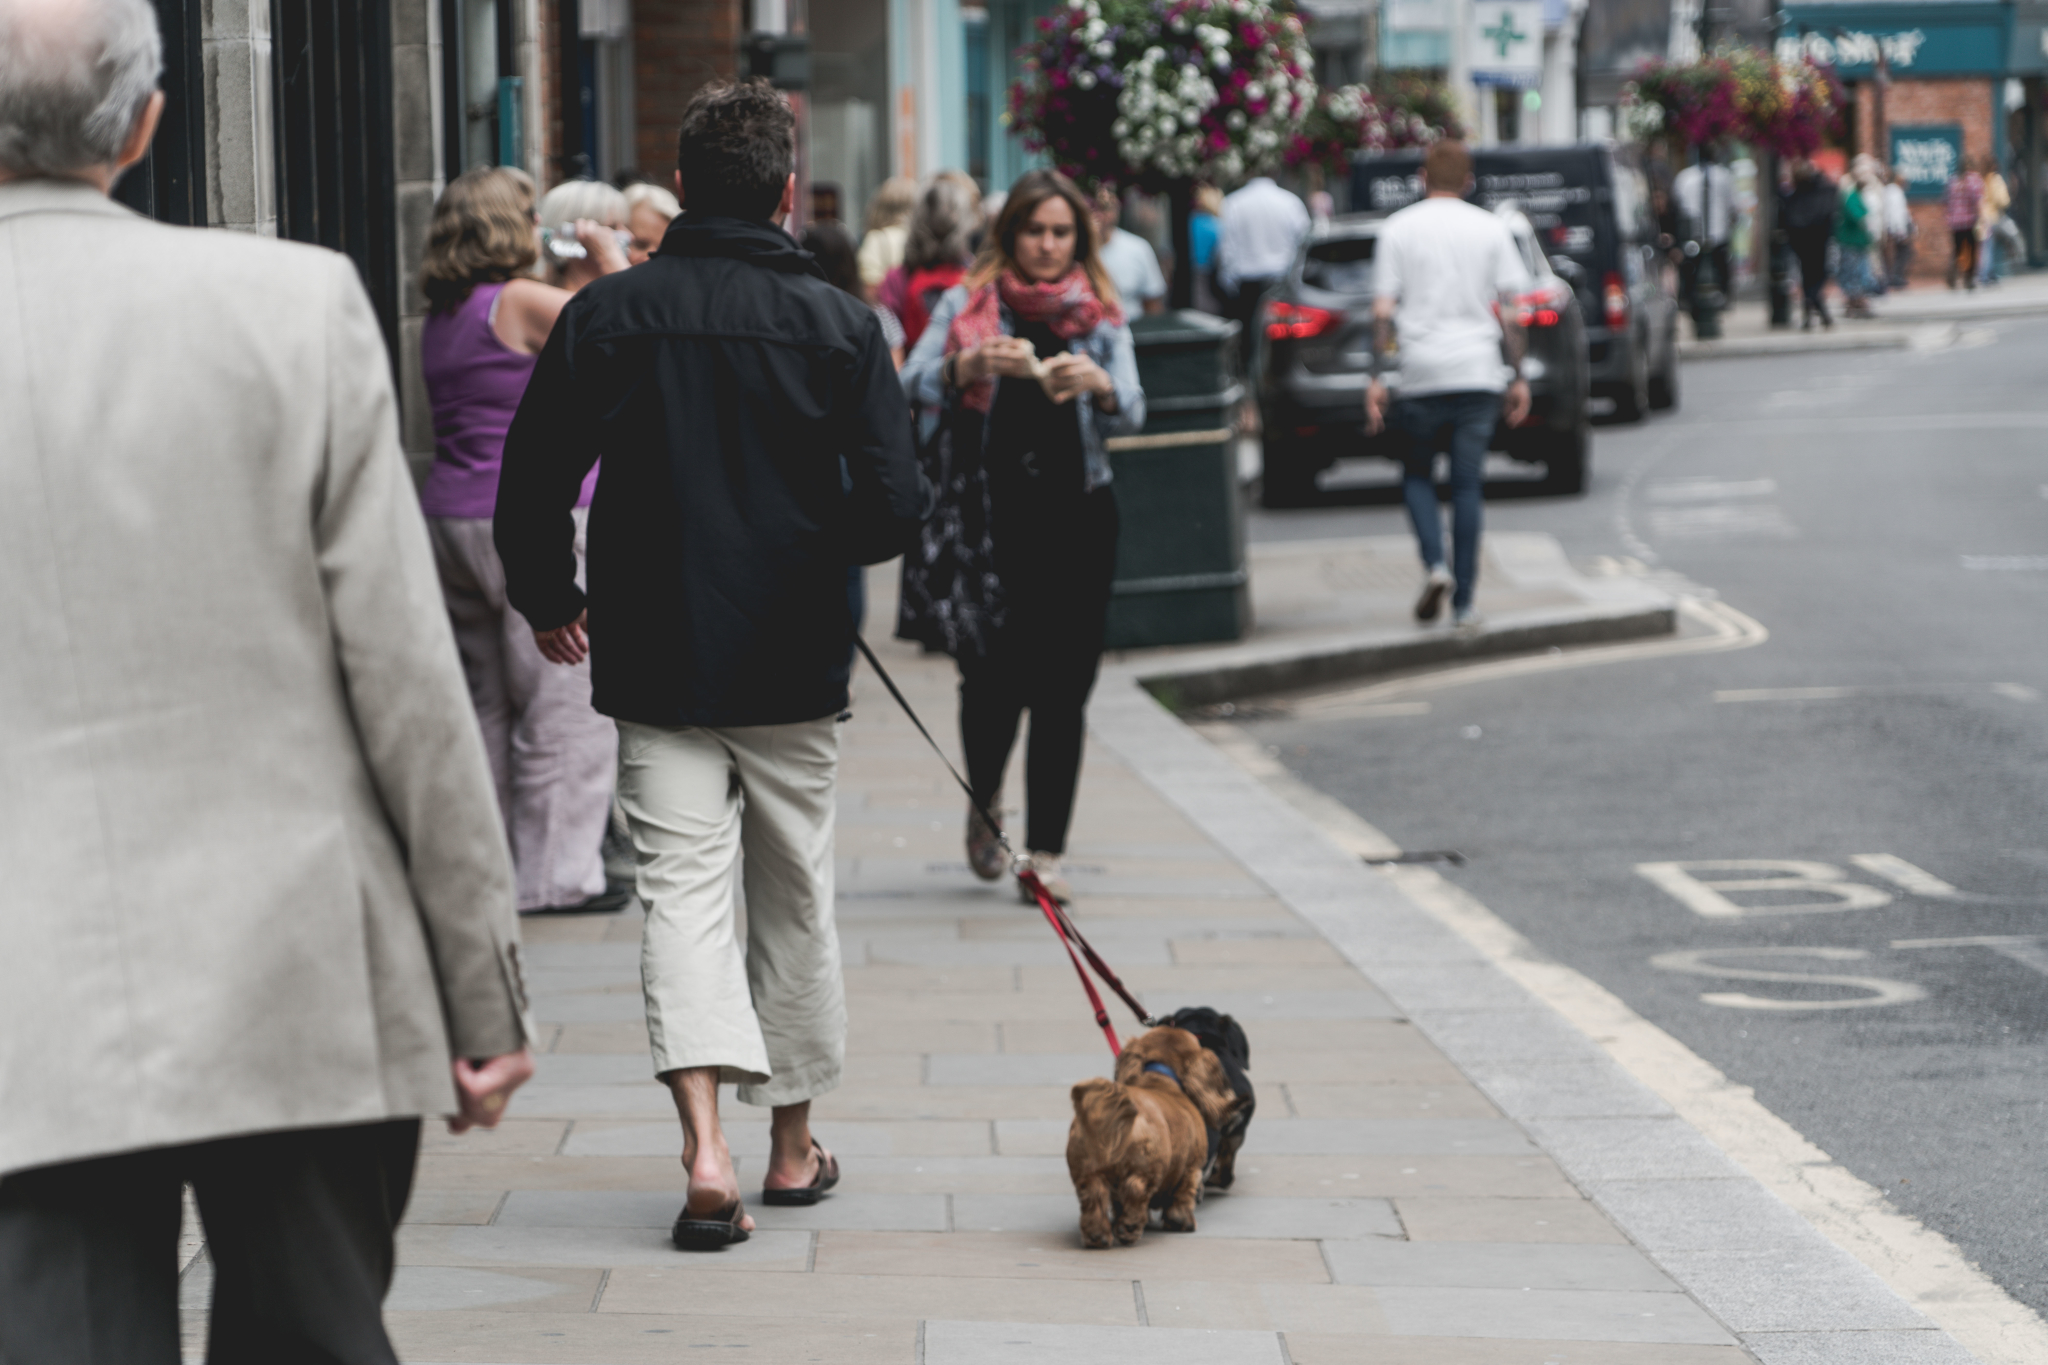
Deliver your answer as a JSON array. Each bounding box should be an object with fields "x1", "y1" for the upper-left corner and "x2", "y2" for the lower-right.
[{"x1": 1104, "y1": 311, "x2": 1252, "y2": 650}]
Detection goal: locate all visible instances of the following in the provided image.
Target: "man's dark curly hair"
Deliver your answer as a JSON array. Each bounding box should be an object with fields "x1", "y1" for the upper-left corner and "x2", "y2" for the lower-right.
[{"x1": 675, "y1": 78, "x2": 795, "y2": 221}]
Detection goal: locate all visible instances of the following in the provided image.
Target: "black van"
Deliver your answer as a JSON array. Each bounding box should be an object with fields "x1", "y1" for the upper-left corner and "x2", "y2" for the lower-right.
[{"x1": 1352, "y1": 145, "x2": 1679, "y2": 420}]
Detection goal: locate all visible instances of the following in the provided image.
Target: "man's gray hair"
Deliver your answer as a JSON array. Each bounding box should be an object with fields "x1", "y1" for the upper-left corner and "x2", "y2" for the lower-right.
[{"x1": 0, "y1": 0, "x2": 162, "y2": 177}]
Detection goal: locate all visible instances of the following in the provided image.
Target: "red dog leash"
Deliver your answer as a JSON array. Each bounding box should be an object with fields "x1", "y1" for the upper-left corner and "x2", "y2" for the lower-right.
[{"x1": 855, "y1": 637, "x2": 1153, "y2": 1056}]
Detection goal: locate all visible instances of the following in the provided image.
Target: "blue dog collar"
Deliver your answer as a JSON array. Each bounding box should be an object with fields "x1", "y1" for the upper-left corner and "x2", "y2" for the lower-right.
[{"x1": 1142, "y1": 1062, "x2": 1182, "y2": 1087}]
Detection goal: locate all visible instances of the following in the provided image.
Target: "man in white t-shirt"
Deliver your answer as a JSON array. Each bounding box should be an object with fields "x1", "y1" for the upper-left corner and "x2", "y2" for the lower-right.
[
  {"x1": 1366, "y1": 140, "x2": 1531, "y2": 627},
  {"x1": 1092, "y1": 187, "x2": 1167, "y2": 315}
]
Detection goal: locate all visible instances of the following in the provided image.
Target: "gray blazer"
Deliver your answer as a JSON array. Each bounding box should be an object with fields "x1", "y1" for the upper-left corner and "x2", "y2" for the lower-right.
[
  {"x1": 0, "y1": 182, "x2": 531, "y2": 1177},
  {"x1": 900, "y1": 283, "x2": 1146, "y2": 489}
]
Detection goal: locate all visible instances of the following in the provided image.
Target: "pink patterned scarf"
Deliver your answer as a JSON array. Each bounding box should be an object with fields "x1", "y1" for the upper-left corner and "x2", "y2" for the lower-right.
[{"x1": 945, "y1": 268, "x2": 1122, "y2": 413}]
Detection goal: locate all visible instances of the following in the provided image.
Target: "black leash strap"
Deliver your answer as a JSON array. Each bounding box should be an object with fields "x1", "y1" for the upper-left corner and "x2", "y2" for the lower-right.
[{"x1": 853, "y1": 635, "x2": 1156, "y2": 1050}]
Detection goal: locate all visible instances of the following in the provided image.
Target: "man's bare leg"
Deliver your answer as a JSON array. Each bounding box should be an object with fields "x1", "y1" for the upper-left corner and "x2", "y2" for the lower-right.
[
  {"x1": 665, "y1": 1067, "x2": 753, "y2": 1230},
  {"x1": 764, "y1": 1101, "x2": 826, "y2": 1190}
]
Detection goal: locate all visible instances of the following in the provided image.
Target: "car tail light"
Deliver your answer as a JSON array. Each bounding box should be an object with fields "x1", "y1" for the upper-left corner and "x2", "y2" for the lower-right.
[
  {"x1": 1265, "y1": 300, "x2": 1342, "y2": 340},
  {"x1": 1515, "y1": 283, "x2": 1569, "y2": 329},
  {"x1": 1603, "y1": 272, "x2": 1629, "y2": 328}
]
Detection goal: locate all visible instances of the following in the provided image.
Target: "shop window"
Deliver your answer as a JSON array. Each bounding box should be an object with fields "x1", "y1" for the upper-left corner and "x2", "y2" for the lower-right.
[{"x1": 441, "y1": 0, "x2": 520, "y2": 175}]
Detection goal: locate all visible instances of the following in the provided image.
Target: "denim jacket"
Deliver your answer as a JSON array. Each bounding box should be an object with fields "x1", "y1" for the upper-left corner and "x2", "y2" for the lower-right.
[{"x1": 900, "y1": 283, "x2": 1146, "y2": 490}]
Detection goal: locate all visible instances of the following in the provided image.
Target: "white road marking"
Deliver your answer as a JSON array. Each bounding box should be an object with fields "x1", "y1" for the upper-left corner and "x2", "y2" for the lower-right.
[
  {"x1": 1649, "y1": 946, "x2": 1926, "y2": 1011},
  {"x1": 1715, "y1": 686, "x2": 1856, "y2": 702},
  {"x1": 1196, "y1": 723, "x2": 2048, "y2": 1365},
  {"x1": 1961, "y1": 555, "x2": 2048, "y2": 571},
  {"x1": 1644, "y1": 477, "x2": 1780, "y2": 502},
  {"x1": 1893, "y1": 936, "x2": 2048, "y2": 980},
  {"x1": 1993, "y1": 682, "x2": 2041, "y2": 702},
  {"x1": 1637, "y1": 860, "x2": 1894, "y2": 918},
  {"x1": 1287, "y1": 698, "x2": 1432, "y2": 721},
  {"x1": 1852, "y1": 854, "x2": 1965, "y2": 898},
  {"x1": 1647, "y1": 504, "x2": 1799, "y2": 539}
]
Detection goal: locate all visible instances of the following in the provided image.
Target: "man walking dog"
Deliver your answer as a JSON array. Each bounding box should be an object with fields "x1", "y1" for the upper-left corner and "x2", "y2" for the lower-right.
[
  {"x1": 1366, "y1": 139, "x2": 1531, "y2": 628},
  {"x1": 496, "y1": 78, "x2": 929, "y2": 1249}
]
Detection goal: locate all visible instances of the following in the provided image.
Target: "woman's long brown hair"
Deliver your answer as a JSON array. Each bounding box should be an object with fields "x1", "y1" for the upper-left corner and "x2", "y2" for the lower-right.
[{"x1": 965, "y1": 168, "x2": 1122, "y2": 310}]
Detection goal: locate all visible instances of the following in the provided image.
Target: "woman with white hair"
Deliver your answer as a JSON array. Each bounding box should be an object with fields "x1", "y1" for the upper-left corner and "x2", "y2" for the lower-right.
[
  {"x1": 538, "y1": 177, "x2": 631, "y2": 290},
  {"x1": 856, "y1": 174, "x2": 919, "y2": 302},
  {"x1": 624, "y1": 180, "x2": 681, "y2": 264}
]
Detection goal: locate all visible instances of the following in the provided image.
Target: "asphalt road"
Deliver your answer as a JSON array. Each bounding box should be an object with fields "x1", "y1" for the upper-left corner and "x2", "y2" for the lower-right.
[{"x1": 1235, "y1": 317, "x2": 2048, "y2": 1317}]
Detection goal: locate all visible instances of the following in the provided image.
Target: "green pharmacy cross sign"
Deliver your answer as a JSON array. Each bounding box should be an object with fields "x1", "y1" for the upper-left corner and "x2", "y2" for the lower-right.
[{"x1": 1483, "y1": 8, "x2": 1528, "y2": 58}]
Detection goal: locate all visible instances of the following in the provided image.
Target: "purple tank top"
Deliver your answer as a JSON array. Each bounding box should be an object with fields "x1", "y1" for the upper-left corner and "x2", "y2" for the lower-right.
[{"x1": 418, "y1": 282, "x2": 598, "y2": 518}]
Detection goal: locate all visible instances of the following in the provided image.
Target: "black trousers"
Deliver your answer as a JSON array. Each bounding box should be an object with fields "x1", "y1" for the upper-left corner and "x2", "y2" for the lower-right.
[
  {"x1": 0, "y1": 1119, "x2": 420, "y2": 1365},
  {"x1": 960, "y1": 485, "x2": 1119, "y2": 855}
]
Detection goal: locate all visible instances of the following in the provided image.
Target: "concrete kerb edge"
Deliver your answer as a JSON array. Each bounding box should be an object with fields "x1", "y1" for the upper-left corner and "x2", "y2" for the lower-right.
[
  {"x1": 1122, "y1": 602, "x2": 1677, "y2": 710},
  {"x1": 1083, "y1": 676, "x2": 1975, "y2": 1363}
]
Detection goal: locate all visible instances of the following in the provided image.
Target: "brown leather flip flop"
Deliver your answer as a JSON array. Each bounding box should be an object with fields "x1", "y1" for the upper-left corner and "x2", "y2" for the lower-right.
[
  {"x1": 760, "y1": 1140, "x2": 840, "y2": 1206},
  {"x1": 671, "y1": 1198, "x2": 750, "y2": 1250}
]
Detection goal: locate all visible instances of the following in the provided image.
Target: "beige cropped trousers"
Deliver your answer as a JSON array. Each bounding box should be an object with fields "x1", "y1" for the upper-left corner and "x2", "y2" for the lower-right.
[{"x1": 616, "y1": 715, "x2": 845, "y2": 1108}]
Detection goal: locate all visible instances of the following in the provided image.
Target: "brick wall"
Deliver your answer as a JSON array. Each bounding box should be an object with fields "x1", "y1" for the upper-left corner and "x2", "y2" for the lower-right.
[
  {"x1": 1850, "y1": 78, "x2": 1994, "y2": 281},
  {"x1": 633, "y1": 0, "x2": 741, "y2": 180}
]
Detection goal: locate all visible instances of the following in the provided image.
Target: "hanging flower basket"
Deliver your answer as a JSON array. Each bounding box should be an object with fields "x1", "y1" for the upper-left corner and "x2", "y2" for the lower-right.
[
  {"x1": 1622, "y1": 51, "x2": 1841, "y2": 155},
  {"x1": 1009, "y1": 0, "x2": 1317, "y2": 191},
  {"x1": 1285, "y1": 81, "x2": 1458, "y2": 176}
]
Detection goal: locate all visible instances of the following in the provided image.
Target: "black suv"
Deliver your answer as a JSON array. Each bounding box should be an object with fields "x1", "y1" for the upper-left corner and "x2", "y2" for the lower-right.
[
  {"x1": 1257, "y1": 206, "x2": 1591, "y2": 505},
  {"x1": 1352, "y1": 144, "x2": 1679, "y2": 423}
]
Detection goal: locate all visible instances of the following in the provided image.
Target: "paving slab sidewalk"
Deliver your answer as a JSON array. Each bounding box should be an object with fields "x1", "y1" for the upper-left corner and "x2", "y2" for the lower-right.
[
  {"x1": 171, "y1": 547, "x2": 1970, "y2": 1364},
  {"x1": 1678, "y1": 274, "x2": 2048, "y2": 359}
]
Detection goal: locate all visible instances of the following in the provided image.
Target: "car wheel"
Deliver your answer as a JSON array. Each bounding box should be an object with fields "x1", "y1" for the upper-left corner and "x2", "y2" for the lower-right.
[
  {"x1": 1540, "y1": 416, "x2": 1590, "y2": 495},
  {"x1": 1648, "y1": 329, "x2": 1680, "y2": 411},
  {"x1": 1259, "y1": 437, "x2": 1321, "y2": 508},
  {"x1": 1610, "y1": 341, "x2": 1650, "y2": 423}
]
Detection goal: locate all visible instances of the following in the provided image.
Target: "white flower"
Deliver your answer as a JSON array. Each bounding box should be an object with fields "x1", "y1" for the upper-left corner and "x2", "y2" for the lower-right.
[{"x1": 1076, "y1": 69, "x2": 1096, "y2": 89}]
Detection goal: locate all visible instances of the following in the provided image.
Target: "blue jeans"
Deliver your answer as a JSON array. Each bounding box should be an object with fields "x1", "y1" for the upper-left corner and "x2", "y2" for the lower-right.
[{"x1": 1387, "y1": 391, "x2": 1496, "y2": 612}]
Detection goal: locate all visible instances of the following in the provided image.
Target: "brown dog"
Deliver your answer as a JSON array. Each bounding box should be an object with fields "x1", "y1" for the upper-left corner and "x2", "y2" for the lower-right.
[{"x1": 1067, "y1": 1026, "x2": 1239, "y2": 1248}]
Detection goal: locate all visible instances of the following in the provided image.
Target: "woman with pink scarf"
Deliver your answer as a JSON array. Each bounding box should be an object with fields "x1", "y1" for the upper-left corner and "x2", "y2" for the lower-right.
[{"x1": 899, "y1": 170, "x2": 1146, "y2": 905}]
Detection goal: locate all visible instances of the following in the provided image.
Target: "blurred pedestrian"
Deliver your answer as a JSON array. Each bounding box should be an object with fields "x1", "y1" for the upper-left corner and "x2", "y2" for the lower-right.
[
  {"x1": 1363, "y1": 140, "x2": 1531, "y2": 630},
  {"x1": 1092, "y1": 184, "x2": 1168, "y2": 315},
  {"x1": 1781, "y1": 159, "x2": 1836, "y2": 329},
  {"x1": 496, "y1": 78, "x2": 929, "y2": 1250},
  {"x1": 624, "y1": 180, "x2": 681, "y2": 264},
  {"x1": 1945, "y1": 159, "x2": 1983, "y2": 289},
  {"x1": 0, "y1": 0, "x2": 534, "y2": 1355},
  {"x1": 1977, "y1": 156, "x2": 2011, "y2": 286},
  {"x1": 1836, "y1": 157, "x2": 1880, "y2": 317},
  {"x1": 1217, "y1": 172, "x2": 1309, "y2": 364},
  {"x1": 420, "y1": 168, "x2": 629, "y2": 916},
  {"x1": 899, "y1": 169, "x2": 1146, "y2": 905},
  {"x1": 1883, "y1": 166, "x2": 1914, "y2": 288},
  {"x1": 879, "y1": 172, "x2": 981, "y2": 349},
  {"x1": 1190, "y1": 182, "x2": 1222, "y2": 311},
  {"x1": 856, "y1": 174, "x2": 918, "y2": 302},
  {"x1": 539, "y1": 177, "x2": 630, "y2": 288},
  {"x1": 1673, "y1": 150, "x2": 1733, "y2": 310}
]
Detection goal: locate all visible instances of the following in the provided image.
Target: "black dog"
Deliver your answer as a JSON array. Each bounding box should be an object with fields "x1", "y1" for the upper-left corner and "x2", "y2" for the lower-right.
[{"x1": 1159, "y1": 1006, "x2": 1254, "y2": 1189}]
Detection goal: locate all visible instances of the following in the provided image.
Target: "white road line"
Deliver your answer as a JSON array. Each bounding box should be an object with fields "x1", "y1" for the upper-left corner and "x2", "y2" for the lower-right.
[
  {"x1": 1852, "y1": 854, "x2": 1966, "y2": 898},
  {"x1": 1199, "y1": 724, "x2": 2048, "y2": 1365},
  {"x1": 1993, "y1": 683, "x2": 2041, "y2": 702},
  {"x1": 1715, "y1": 686, "x2": 1856, "y2": 702}
]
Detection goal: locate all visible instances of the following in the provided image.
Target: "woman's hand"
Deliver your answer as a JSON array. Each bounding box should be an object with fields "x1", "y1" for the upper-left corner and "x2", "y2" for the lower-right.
[
  {"x1": 1039, "y1": 351, "x2": 1113, "y2": 406},
  {"x1": 957, "y1": 336, "x2": 1040, "y2": 385},
  {"x1": 575, "y1": 218, "x2": 630, "y2": 275}
]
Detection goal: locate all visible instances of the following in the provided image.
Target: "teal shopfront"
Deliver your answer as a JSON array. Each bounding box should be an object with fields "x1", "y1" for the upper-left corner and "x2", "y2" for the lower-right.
[{"x1": 1779, "y1": 0, "x2": 2045, "y2": 270}]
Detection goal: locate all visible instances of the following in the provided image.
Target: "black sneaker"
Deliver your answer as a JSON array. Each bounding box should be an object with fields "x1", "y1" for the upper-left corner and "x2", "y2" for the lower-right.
[{"x1": 522, "y1": 887, "x2": 634, "y2": 916}]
